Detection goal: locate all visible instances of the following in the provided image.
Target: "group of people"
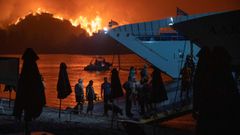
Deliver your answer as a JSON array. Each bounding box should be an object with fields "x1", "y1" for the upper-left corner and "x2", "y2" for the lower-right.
[
  {"x1": 74, "y1": 74, "x2": 123, "y2": 116},
  {"x1": 123, "y1": 65, "x2": 168, "y2": 117},
  {"x1": 74, "y1": 76, "x2": 116, "y2": 116},
  {"x1": 73, "y1": 64, "x2": 169, "y2": 118},
  {"x1": 74, "y1": 79, "x2": 95, "y2": 115}
]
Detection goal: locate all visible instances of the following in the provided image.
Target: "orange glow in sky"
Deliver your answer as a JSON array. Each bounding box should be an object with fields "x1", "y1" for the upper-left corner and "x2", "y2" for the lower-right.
[
  {"x1": 0, "y1": 0, "x2": 240, "y2": 32},
  {"x1": 12, "y1": 8, "x2": 103, "y2": 36}
]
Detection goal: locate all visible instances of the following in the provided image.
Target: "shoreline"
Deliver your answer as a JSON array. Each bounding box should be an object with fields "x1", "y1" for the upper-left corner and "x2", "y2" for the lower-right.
[
  {"x1": 1, "y1": 97, "x2": 196, "y2": 135},
  {"x1": 0, "y1": 80, "x2": 196, "y2": 135}
]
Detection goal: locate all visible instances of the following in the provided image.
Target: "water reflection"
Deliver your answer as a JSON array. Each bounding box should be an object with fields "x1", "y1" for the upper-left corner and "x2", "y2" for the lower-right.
[{"x1": 0, "y1": 54, "x2": 171, "y2": 109}]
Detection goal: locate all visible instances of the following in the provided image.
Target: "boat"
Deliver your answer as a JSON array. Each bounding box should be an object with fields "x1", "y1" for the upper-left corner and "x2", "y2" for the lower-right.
[
  {"x1": 108, "y1": 9, "x2": 240, "y2": 78},
  {"x1": 84, "y1": 57, "x2": 112, "y2": 71},
  {"x1": 107, "y1": 9, "x2": 240, "y2": 123}
]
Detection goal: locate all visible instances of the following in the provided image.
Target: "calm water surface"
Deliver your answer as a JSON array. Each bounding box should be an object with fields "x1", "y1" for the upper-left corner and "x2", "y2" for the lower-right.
[{"x1": 0, "y1": 54, "x2": 171, "y2": 109}]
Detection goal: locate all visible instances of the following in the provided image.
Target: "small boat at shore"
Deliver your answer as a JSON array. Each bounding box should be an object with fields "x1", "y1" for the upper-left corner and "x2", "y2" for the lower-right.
[{"x1": 84, "y1": 57, "x2": 112, "y2": 71}]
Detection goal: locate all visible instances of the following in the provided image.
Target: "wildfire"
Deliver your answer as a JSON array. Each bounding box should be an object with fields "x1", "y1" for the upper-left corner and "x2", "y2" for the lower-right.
[
  {"x1": 12, "y1": 8, "x2": 104, "y2": 36},
  {"x1": 69, "y1": 16, "x2": 102, "y2": 36}
]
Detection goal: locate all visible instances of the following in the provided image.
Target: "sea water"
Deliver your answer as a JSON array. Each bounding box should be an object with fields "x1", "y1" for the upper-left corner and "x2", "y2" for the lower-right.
[{"x1": 0, "y1": 54, "x2": 171, "y2": 109}]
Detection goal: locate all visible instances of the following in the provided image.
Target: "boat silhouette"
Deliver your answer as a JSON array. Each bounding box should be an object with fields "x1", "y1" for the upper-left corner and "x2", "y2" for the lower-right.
[{"x1": 84, "y1": 57, "x2": 112, "y2": 71}]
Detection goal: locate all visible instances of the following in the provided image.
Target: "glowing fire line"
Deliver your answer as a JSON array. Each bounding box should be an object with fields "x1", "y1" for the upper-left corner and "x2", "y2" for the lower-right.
[{"x1": 12, "y1": 8, "x2": 104, "y2": 36}]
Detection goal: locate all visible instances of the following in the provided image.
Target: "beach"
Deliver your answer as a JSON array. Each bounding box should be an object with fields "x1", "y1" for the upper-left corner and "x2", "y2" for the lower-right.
[
  {"x1": 0, "y1": 91, "x2": 196, "y2": 135},
  {"x1": 0, "y1": 54, "x2": 193, "y2": 135}
]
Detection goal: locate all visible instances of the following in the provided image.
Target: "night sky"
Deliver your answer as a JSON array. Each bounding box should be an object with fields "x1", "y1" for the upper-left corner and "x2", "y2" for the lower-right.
[{"x1": 0, "y1": 0, "x2": 240, "y2": 28}]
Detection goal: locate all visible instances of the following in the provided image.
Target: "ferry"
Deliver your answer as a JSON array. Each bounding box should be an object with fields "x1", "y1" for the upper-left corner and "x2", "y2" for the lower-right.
[
  {"x1": 106, "y1": 9, "x2": 240, "y2": 125},
  {"x1": 108, "y1": 9, "x2": 240, "y2": 78}
]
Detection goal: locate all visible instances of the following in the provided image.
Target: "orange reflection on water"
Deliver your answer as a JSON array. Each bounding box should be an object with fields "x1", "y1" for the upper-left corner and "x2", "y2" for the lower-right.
[{"x1": 0, "y1": 54, "x2": 172, "y2": 109}]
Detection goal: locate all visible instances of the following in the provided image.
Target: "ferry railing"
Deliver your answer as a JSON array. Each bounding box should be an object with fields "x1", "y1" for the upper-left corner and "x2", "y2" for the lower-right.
[{"x1": 135, "y1": 34, "x2": 188, "y2": 41}]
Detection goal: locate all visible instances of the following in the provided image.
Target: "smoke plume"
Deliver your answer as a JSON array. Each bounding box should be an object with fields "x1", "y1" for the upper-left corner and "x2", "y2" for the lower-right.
[{"x1": 0, "y1": 0, "x2": 239, "y2": 28}]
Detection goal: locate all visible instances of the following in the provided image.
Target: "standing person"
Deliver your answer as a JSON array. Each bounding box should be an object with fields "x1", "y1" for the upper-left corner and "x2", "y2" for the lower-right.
[
  {"x1": 74, "y1": 79, "x2": 84, "y2": 114},
  {"x1": 180, "y1": 63, "x2": 192, "y2": 102},
  {"x1": 101, "y1": 77, "x2": 111, "y2": 116},
  {"x1": 130, "y1": 76, "x2": 139, "y2": 106},
  {"x1": 145, "y1": 80, "x2": 153, "y2": 113},
  {"x1": 140, "y1": 64, "x2": 148, "y2": 82},
  {"x1": 129, "y1": 66, "x2": 136, "y2": 80},
  {"x1": 86, "y1": 80, "x2": 95, "y2": 115},
  {"x1": 123, "y1": 77, "x2": 133, "y2": 117},
  {"x1": 186, "y1": 55, "x2": 195, "y2": 78},
  {"x1": 138, "y1": 78, "x2": 149, "y2": 116}
]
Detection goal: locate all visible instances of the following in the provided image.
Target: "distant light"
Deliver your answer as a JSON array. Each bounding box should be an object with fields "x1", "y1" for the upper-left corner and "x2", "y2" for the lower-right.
[
  {"x1": 142, "y1": 41, "x2": 157, "y2": 43},
  {"x1": 103, "y1": 27, "x2": 108, "y2": 31},
  {"x1": 103, "y1": 27, "x2": 108, "y2": 34},
  {"x1": 178, "y1": 50, "x2": 183, "y2": 58},
  {"x1": 169, "y1": 17, "x2": 174, "y2": 26}
]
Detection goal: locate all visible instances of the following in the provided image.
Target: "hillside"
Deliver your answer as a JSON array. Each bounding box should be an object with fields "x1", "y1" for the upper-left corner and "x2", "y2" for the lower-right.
[{"x1": 0, "y1": 13, "x2": 131, "y2": 54}]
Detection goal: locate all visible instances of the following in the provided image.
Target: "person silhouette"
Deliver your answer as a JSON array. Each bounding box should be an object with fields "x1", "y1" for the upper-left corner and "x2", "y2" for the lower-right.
[
  {"x1": 74, "y1": 79, "x2": 84, "y2": 114},
  {"x1": 101, "y1": 77, "x2": 111, "y2": 116},
  {"x1": 86, "y1": 80, "x2": 95, "y2": 115}
]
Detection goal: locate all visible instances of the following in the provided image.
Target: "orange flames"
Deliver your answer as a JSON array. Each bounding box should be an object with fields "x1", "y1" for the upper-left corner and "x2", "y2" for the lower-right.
[
  {"x1": 69, "y1": 16, "x2": 102, "y2": 36},
  {"x1": 12, "y1": 8, "x2": 104, "y2": 36}
]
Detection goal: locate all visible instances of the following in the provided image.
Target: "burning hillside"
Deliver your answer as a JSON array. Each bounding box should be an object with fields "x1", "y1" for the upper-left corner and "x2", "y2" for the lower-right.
[
  {"x1": 0, "y1": 12, "x2": 130, "y2": 54},
  {"x1": 11, "y1": 8, "x2": 105, "y2": 36}
]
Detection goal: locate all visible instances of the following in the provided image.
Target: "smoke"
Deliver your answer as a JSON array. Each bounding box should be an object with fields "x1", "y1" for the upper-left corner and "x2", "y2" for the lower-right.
[
  {"x1": 0, "y1": 0, "x2": 239, "y2": 28},
  {"x1": 0, "y1": 0, "x2": 39, "y2": 27},
  {"x1": 0, "y1": 0, "x2": 174, "y2": 28}
]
